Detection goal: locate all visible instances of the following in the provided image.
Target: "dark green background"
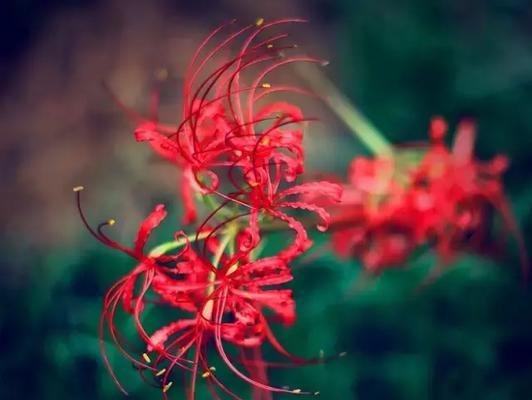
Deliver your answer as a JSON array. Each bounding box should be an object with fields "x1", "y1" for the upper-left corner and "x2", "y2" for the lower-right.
[{"x1": 2, "y1": 1, "x2": 532, "y2": 399}]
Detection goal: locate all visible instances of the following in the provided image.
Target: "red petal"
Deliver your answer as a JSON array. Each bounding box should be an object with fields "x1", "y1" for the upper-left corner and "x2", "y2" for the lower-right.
[
  {"x1": 269, "y1": 210, "x2": 312, "y2": 261},
  {"x1": 234, "y1": 257, "x2": 293, "y2": 286},
  {"x1": 147, "y1": 319, "x2": 197, "y2": 351},
  {"x1": 277, "y1": 201, "x2": 332, "y2": 232},
  {"x1": 181, "y1": 168, "x2": 197, "y2": 224},
  {"x1": 452, "y1": 119, "x2": 476, "y2": 165},
  {"x1": 134, "y1": 204, "x2": 167, "y2": 254},
  {"x1": 120, "y1": 264, "x2": 147, "y2": 313},
  {"x1": 237, "y1": 211, "x2": 261, "y2": 253},
  {"x1": 278, "y1": 181, "x2": 343, "y2": 202},
  {"x1": 135, "y1": 122, "x2": 181, "y2": 163},
  {"x1": 232, "y1": 288, "x2": 295, "y2": 325}
]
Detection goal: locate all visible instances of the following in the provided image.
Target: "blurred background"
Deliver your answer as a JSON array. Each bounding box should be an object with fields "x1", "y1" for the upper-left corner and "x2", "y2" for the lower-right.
[{"x1": 2, "y1": 0, "x2": 532, "y2": 399}]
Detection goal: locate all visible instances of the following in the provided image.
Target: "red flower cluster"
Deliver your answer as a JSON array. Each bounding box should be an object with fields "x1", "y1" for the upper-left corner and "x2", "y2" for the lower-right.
[
  {"x1": 331, "y1": 117, "x2": 528, "y2": 276},
  {"x1": 77, "y1": 16, "x2": 527, "y2": 399},
  {"x1": 77, "y1": 19, "x2": 341, "y2": 399}
]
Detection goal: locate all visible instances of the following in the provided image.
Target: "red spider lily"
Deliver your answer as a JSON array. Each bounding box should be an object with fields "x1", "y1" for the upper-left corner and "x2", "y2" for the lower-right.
[
  {"x1": 135, "y1": 19, "x2": 343, "y2": 265},
  {"x1": 330, "y1": 117, "x2": 528, "y2": 277},
  {"x1": 143, "y1": 251, "x2": 326, "y2": 400},
  {"x1": 326, "y1": 155, "x2": 420, "y2": 272},
  {"x1": 123, "y1": 18, "x2": 344, "y2": 270},
  {"x1": 80, "y1": 18, "x2": 346, "y2": 399},
  {"x1": 133, "y1": 19, "x2": 325, "y2": 224},
  {"x1": 75, "y1": 188, "x2": 322, "y2": 399},
  {"x1": 75, "y1": 189, "x2": 192, "y2": 393},
  {"x1": 414, "y1": 118, "x2": 529, "y2": 278}
]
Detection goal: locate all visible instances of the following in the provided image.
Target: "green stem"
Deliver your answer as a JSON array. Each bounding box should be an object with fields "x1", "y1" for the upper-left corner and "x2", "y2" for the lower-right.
[
  {"x1": 148, "y1": 231, "x2": 211, "y2": 257},
  {"x1": 294, "y1": 63, "x2": 394, "y2": 157}
]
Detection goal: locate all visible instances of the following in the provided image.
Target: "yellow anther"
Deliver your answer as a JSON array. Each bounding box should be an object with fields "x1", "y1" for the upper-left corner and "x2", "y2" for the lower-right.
[
  {"x1": 107, "y1": 219, "x2": 116, "y2": 226},
  {"x1": 255, "y1": 17, "x2": 264, "y2": 26},
  {"x1": 142, "y1": 353, "x2": 151, "y2": 363},
  {"x1": 292, "y1": 389, "x2": 302, "y2": 394},
  {"x1": 261, "y1": 82, "x2": 271, "y2": 88},
  {"x1": 226, "y1": 263, "x2": 238, "y2": 275},
  {"x1": 201, "y1": 299, "x2": 214, "y2": 320},
  {"x1": 267, "y1": 43, "x2": 274, "y2": 49},
  {"x1": 73, "y1": 186, "x2": 84, "y2": 192},
  {"x1": 162, "y1": 382, "x2": 173, "y2": 393},
  {"x1": 260, "y1": 137, "x2": 270, "y2": 146},
  {"x1": 201, "y1": 366, "x2": 216, "y2": 378},
  {"x1": 155, "y1": 368, "x2": 166, "y2": 377}
]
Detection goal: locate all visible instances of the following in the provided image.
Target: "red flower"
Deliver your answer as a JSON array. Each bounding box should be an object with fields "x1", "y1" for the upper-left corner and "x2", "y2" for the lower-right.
[
  {"x1": 156, "y1": 253, "x2": 326, "y2": 399},
  {"x1": 76, "y1": 188, "x2": 322, "y2": 398},
  {"x1": 134, "y1": 19, "x2": 343, "y2": 266},
  {"x1": 127, "y1": 18, "x2": 345, "y2": 273},
  {"x1": 80, "y1": 18, "x2": 345, "y2": 399},
  {"x1": 326, "y1": 155, "x2": 418, "y2": 272},
  {"x1": 330, "y1": 117, "x2": 528, "y2": 277},
  {"x1": 416, "y1": 118, "x2": 528, "y2": 276},
  {"x1": 121, "y1": 247, "x2": 315, "y2": 397},
  {"x1": 75, "y1": 188, "x2": 177, "y2": 392},
  {"x1": 133, "y1": 19, "x2": 324, "y2": 225}
]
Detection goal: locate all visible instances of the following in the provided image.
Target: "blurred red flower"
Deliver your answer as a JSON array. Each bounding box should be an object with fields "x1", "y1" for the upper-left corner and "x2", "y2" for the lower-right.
[{"x1": 331, "y1": 117, "x2": 528, "y2": 277}]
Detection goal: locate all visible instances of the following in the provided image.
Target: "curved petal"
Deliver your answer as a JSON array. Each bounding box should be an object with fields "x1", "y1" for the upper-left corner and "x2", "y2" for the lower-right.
[
  {"x1": 237, "y1": 211, "x2": 261, "y2": 254},
  {"x1": 452, "y1": 119, "x2": 476, "y2": 166},
  {"x1": 231, "y1": 288, "x2": 295, "y2": 325},
  {"x1": 277, "y1": 201, "x2": 332, "y2": 232},
  {"x1": 181, "y1": 168, "x2": 198, "y2": 225},
  {"x1": 134, "y1": 204, "x2": 167, "y2": 254},
  {"x1": 147, "y1": 319, "x2": 197, "y2": 352},
  {"x1": 234, "y1": 257, "x2": 292, "y2": 286},
  {"x1": 135, "y1": 122, "x2": 181, "y2": 163},
  {"x1": 269, "y1": 210, "x2": 312, "y2": 262},
  {"x1": 278, "y1": 181, "x2": 343, "y2": 202}
]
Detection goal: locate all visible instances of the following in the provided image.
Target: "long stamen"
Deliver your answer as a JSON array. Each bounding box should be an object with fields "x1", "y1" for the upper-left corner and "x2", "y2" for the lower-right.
[
  {"x1": 231, "y1": 18, "x2": 307, "y2": 129},
  {"x1": 212, "y1": 287, "x2": 312, "y2": 395},
  {"x1": 184, "y1": 19, "x2": 237, "y2": 106}
]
